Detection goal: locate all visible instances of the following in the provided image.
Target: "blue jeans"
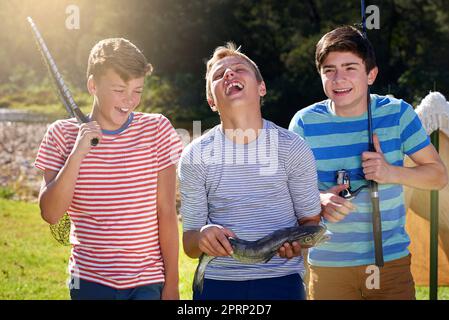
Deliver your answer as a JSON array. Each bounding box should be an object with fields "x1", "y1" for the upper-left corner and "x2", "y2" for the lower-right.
[
  {"x1": 193, "y1": 273, "x2": 305, "y2": 300},
  {"x1": 69, "y1": 277, "x2": 163, "y2": 300}
]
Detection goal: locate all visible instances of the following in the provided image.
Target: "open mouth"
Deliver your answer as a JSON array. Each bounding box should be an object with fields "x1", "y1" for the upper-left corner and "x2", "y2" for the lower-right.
[
  {"x1": 115, "y1": 107, "x2": 130, "y2": 115},
  {"x1": 333, "y1": 88, "x2": 352, "y2": 96},
  {"x1": 225, "y1": 81, "x2": 244, "y2": 96}
]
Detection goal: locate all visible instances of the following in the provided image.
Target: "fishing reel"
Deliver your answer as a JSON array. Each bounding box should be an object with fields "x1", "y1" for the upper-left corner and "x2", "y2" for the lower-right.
[{"x1": 336, "y1": 169, "x2": 367, "y2": 201}]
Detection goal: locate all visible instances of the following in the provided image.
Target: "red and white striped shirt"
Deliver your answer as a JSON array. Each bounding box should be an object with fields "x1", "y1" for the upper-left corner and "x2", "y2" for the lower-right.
[{"x1": 35, "y1": 112, "x2": 183, "y2": 289}]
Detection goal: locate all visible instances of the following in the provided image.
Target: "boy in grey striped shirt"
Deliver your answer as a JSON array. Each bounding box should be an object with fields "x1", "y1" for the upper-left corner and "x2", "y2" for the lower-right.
[{"x1": 178, "y1": 43, "x2": 321, "y2": 300}]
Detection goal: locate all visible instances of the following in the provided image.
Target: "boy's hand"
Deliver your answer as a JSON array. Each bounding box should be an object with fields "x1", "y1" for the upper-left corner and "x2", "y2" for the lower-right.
[
  {"x1": 73, "y1": 122, "x2": 102, "y2": 157},
  {"x1": 278, "y1": 241, "x2": 302, "y2": 259},
  {"x1": 161, "y1": 283, "x2": 179, "y2": 300},
  {"x1": 320, "y1": 184, "x2": 356, "y2": 223},
  {"x1": 361, "y1": 134, "x2": 396, "y2": 184},
  {"x1": 198, "y1": 224, "x2": 236, "y2": 257}
]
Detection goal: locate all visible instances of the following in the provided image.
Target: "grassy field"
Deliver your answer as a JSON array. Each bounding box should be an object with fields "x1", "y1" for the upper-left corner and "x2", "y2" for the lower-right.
[
  {"x1": 0, "y1": 198, "x2": 448, "y2": 300},
  {"x1": 0, "y1": 198, "x2": 197, "y2": 300}
]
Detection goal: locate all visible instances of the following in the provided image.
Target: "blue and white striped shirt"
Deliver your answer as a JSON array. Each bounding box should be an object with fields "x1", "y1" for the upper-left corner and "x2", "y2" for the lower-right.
[
  {"x1": 289, "y1": 94, "x2": 430, "y2": 267},
  {"x1": 179, "y1": 119, "x2": 321, "y2": 281}
]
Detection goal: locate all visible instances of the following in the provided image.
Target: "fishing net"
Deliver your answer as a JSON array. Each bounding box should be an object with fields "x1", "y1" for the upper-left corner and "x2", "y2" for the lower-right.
[{"x1": 49, "y1": 212, "x2": 71, "y2": 246}]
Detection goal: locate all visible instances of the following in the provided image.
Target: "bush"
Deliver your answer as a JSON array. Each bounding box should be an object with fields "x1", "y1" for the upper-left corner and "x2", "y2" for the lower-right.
[{"x1": 0, "y1": 187, "x2": 15, "y2": 200}]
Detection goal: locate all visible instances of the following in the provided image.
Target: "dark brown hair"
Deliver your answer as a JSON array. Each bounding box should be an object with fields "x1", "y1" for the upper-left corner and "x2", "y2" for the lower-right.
[{"x1": 315, "y1": 25, "x2": 377, "y2": 73}]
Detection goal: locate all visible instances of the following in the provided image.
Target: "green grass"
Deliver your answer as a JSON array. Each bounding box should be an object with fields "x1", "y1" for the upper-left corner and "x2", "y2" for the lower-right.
[
  {"x1": 0, "y1": 199, "x2": 70, "y2": 299},
  {"x1": 0, "y1": 198, "x2": 197, "y2": 300},
  {"x1": 0, "y1": 198, "x2": 447, "y2": 300},
  {"x1": 415, "y1": 286, "x2": 449, "y2": 300}
]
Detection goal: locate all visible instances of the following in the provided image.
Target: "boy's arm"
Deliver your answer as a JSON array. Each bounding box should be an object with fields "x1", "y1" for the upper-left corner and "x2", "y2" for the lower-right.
[
  {"x1": 279, "y1": 137, "x2": 322, "y2": 258},
  {"x1": 179, "y1": 145, "x2": 235, "y2": 259},
  {"x1": 362, "y1": 135, "x2": 448, "y2": 190},
  {"x1": 38, "y1": 122, "x2": 101, "y2": 224},
  {"x1": 39, "y1": 153, "x2": 84, "y2": 224},
  {"x1": 157, "y1": 164, "x2": 179, "y2": 300}
]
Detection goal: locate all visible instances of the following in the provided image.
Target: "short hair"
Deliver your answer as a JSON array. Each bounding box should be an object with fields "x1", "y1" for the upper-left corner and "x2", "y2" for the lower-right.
[
  {"x1": 315, "y1": 25, "x2": 377, "y2": 73},
  {"x1": 205, "y1": 42, "x2": 263, "y2": 101},
  {"x1": 86, "y1": 38, "x2": 153, "y2": 81}
]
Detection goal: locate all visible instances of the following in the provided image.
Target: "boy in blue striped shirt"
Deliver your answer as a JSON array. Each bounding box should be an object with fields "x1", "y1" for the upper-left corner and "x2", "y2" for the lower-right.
[{"x1": 289, "y1": 25, "x2": 447, "y2": 300}]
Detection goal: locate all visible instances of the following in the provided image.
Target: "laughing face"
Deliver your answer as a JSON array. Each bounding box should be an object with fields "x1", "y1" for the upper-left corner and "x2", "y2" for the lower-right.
[
  {"x1": 320, "y1": 51, "x2": 378, "y2": 117},
  {"x1": 88, "y1": 68, "x2": 144, "y2": 130},
  {"x1": 207, "y1": 55, "x2": 266, "y2": 115}
]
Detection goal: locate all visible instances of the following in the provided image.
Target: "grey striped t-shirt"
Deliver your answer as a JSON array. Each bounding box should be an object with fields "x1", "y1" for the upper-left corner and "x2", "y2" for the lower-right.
[{"x1": 178, "y1": 119, "x2": 321, "y2": 281}]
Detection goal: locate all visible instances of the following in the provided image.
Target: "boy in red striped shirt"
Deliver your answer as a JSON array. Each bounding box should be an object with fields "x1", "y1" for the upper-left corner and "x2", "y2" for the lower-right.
[{"x1": 35, "y1": 38, "x2": 183, "y2": 300}]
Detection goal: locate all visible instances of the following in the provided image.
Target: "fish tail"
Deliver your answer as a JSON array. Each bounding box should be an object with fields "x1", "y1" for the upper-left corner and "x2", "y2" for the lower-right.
[{"x1": 192, "y1": 254, "x2": 215, "y2": 295}]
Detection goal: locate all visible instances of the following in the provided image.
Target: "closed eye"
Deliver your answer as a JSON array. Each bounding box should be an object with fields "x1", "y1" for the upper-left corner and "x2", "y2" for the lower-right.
[{"x1": 213, "y1": 73, "x2": 224, "y2": 81}]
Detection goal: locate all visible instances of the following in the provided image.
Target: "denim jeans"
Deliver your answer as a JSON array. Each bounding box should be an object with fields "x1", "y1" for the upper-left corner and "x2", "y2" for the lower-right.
[
  {"x1": 69, "y1": 277, "x2": 163, "y2": 300},
  {"x1": 193, "y1": 273, "x2": 305, "y2": 300}
]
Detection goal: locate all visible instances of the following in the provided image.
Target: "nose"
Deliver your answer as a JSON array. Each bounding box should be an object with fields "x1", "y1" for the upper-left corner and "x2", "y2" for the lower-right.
[
  {"x1": 332, "y1": 69, "x2": 344, "y2": 83},
  {"x1": 122, "y1": 92, "x2": 134, "y2": 106},
  {"x1": 224, "y1": 67, "x2": 235, "y2": 80}
]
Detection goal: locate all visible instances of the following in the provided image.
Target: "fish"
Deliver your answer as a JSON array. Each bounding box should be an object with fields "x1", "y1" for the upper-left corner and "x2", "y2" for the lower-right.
[{"x1": 192, "y1": 224, "x2": 330, "y2": 294}]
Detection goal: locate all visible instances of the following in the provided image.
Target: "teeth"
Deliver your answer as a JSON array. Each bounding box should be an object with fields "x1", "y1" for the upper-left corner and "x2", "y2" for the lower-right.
[
  {"x1": 334, "y1": 89, "x2": 351, "y2": 93},
  {"x1": 226, "y1": 81, "x2": 244, "y2": 94},
  {"x1": 119, "y1": 107, "x2": 130, "y2": 112}
]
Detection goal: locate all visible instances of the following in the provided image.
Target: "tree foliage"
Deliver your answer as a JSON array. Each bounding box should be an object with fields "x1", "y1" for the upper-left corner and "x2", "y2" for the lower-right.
[{"x1": 1, "y1": 0, "x2": 448, "y2": 128}]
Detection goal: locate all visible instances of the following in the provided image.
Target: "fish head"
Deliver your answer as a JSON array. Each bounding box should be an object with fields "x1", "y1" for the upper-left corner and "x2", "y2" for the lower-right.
[{"x1": 296, "y1": 224, "x2": 330, "y2": 248}]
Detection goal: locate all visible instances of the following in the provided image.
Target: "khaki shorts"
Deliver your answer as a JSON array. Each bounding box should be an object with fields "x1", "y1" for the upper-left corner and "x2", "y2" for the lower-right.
[{"x1": 307, "y1": 254, "x2": 416, "y2": 300}]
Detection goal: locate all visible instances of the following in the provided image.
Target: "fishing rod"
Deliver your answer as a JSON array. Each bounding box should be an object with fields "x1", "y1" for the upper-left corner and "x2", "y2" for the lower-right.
[
  {"x1": 27, "y1": 17, "x2": 98, "y2": 146},
  {"x1": 27, "y1": 17, "x2": 98, "y2": 246},
  {"x1": 361, "y1": 0, "x2": 384, "y2": 267}
]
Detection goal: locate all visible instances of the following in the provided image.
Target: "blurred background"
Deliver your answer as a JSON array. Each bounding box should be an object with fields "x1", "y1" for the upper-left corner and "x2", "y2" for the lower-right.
[
  {"x1": 1, "y1": 0, "x2": 449, "y2": 300},
  {"x1": 1, "y1": 0, "x2": 449, "y2": 128}
]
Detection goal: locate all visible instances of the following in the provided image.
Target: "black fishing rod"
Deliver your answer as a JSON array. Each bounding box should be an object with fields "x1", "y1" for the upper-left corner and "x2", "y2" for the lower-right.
[
  {"x1": 27, "y1": 17, "x2": 98, "y2": 246},
  {"x1": 27, "y1": 17, "x2": 98, "y2": 146},
  {"x1": 361, "y1": 0, "x2": 384, "y2": 267}
]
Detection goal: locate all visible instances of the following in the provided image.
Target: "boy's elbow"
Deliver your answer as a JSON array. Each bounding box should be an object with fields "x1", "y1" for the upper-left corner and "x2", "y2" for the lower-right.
[
  {"x1": 436, "y1": 163, "x2": 449, "y2": 190},
  {"x1": 40, "y1": 209, "x2": 60, "y2": 225},
  {"x1": 437, "y1": 172, "x2": 449, "y2": 190},
  {"x1": 39, "y1": 201, "x2": 61, "y2": 225}
]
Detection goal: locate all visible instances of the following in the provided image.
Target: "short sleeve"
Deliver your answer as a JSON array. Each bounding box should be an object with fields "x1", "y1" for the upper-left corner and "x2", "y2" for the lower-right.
[
  {"x1": 399, "y1": 101, "x2": 431, "y2": 155},
  {"x1": 156, "y1": 115, "x2": 183, "y2": 171},
  {"x1": 288, "y1": 111, "x2": 305, "y2": 138},
  {"x1": 34, "y1": 122, "x2": 68, "y2": 172}
]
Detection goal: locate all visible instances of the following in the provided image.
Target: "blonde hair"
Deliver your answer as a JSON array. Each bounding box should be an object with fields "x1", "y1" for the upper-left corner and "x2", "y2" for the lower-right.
[
  {"x1": 87, "y1": 38, "x2": 153, "y2": 82},
  {"x1": 205, "y1": 42, "x2": 263, "y2": 100}
]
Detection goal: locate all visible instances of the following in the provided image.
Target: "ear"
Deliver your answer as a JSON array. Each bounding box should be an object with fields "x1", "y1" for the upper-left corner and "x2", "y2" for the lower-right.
[
  {"x1": 258, "y1": 81, "x2": 267, "y2": 97},
  {"x1": 367, "y1": 66, "x2": 378, "y2": 85},
  {"x1": 87, "y1": 75, "x2": 97, "y2": 95},
  {"x1": 208, "y1": 97, "x2": 218, "y2": 112}
]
